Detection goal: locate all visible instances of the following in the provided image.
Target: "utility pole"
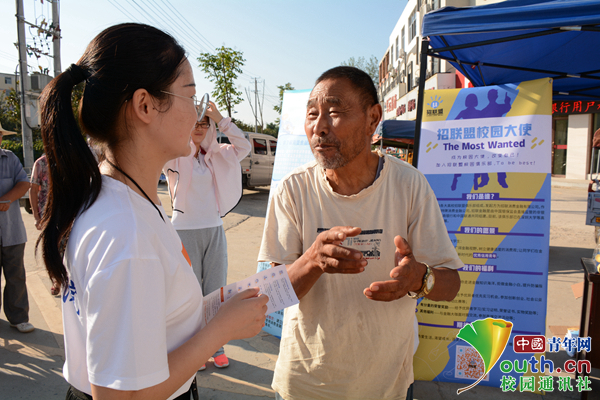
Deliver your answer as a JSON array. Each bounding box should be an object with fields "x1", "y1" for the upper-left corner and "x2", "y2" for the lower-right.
[
  {"x1": 16, "y1": 0, "x2": 34, "y2": 174},
  {"x1": 254, "y1": 78, "x2": 258, "y2": 134},
  {"x1": 52, "y1": 0, "x2": 61, "y2": 77}
]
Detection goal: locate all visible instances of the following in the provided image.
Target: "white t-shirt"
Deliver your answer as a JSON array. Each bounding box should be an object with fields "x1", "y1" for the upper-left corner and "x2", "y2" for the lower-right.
[
  {"x1": 171, "y1": 153, "x2": 222, "y2": 230},
  {"x1": 62, "y1": 176, "x2": 204, "y2": 398},
  {"x1": 258, "y1": 155, "x2": 463, "y2": 400}
]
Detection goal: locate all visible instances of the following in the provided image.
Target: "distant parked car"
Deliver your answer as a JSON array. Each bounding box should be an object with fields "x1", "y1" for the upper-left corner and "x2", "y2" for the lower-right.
[{"x1": 218, "y1": 131, "x2": 277, "y2": 189}]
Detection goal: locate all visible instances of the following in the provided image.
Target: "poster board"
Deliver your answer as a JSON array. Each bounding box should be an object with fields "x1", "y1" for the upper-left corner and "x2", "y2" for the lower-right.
[{"x1": 414, "y1": 78, "x2": 552, "y2": 388}]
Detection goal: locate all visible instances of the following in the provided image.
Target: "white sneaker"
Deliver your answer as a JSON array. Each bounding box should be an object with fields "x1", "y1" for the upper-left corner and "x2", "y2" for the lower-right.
[{"x1": 10, "y1": 322, "x2": 35, "y2": 333}]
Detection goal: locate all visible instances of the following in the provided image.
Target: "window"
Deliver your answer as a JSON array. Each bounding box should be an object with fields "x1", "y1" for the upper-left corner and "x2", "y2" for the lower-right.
[
  {"x1": 4, "y1": 77, "x2": 11, "y2": 85},
  {"x1": 396, "y1": 36, "x2": 399, "y2": 60},
  {"x1": 409, "y1": 10, "x2": 417, "y2": 42},
  {"x1": 269, "y1": 140, "x2": 277, "y2": 156},
  {"x1": 407, "y1": 62, "x2": 414, "y2": 91},
  {"x1": 401, "y1": 28, "x2": 405, "y2": 52},
  {"x1": 253, "y1": 138, "x2": 267, "y2": 155}
]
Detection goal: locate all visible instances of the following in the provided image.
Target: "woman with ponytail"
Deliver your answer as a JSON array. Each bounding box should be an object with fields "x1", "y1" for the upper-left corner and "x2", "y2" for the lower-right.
[{"x1": 39, "y1": 23, "x2": 268, "y2": 400}]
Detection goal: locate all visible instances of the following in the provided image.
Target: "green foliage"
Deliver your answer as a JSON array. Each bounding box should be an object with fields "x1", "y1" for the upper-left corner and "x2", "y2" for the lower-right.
[
  {"x1": 341, "y1": 55, "x2": 379, "y2": 84},
  {"x1": 263, "y1": 121, "x2": 279, "y2": 138},
  {"x1": 1, "y1": 137, "x2": 44, "y2": 166},
  {"x1": 274, "y1": 83, "x2": 295, "y2": 114},
  {"x1": 0, "y1": 89, "x2": 22, "y2": 134},
  {"x1": 230, "y1": 119, "x2": 278, "y2": 138},
  {"x1": 231, "y1": 118, "x2": 255, "y2": 133},
  {"x1": 197, "y1": 46, "x2": 245, "y2": 118}
]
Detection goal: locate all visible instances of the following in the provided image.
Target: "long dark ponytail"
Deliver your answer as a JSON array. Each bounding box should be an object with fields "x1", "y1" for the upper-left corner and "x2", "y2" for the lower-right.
[{"x1": 38, "y1": 23, "x2": 186, "y2": 287}]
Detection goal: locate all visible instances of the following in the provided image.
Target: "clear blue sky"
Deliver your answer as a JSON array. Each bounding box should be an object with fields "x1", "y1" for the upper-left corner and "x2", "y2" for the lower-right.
[{"x1": 0, "y1": 0, "x2": 407, "y2": 124}]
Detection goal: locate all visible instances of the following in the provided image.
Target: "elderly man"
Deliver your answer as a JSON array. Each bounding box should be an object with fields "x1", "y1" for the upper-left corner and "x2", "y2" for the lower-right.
[
  {"x1": 0, "y1": 123, "x2": 33, "y2": 333},
  {"x1": 258, "y1": 66, "x2": 462, "y2": 400}
]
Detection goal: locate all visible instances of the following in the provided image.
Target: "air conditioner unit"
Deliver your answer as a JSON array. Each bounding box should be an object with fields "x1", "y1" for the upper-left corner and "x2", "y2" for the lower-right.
[{"x1": 30, "y1": 74, "x2": 52, "y2": 92}]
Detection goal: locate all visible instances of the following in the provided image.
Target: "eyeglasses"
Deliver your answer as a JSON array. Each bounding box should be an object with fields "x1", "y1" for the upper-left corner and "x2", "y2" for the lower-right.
[
  {"x1": 196, "y1": 122, "x2": 210, "y2": 129},
  {"x1": 160, "y1": 91, "x2": 210, "y2": 122}
]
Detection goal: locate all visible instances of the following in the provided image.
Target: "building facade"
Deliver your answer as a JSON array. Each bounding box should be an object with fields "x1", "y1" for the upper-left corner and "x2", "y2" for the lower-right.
[{"x1": 0, "y1": 72, "x2": 52, "y2": 128}]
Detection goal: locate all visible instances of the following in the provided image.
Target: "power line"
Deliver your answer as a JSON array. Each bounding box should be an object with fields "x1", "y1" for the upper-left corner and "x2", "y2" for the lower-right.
[
  {"x1": 116, "y1": 0, "x2": 203, "y2": 60},
  {"x1": 104, "y1": 0, "x2": 282, "y2": 115},
  {"x1": 106, "y1": 0, "x2": 140, "y2": 22},
  {"x1": 160, "y1": 0, "x2": 215, "y2": 53},
  {"x1": 146, "y1": 0, "x2": 210, "y2": 55},
  {"x1": 142, "y1": 0, "x2": 207, "y2": 57}
]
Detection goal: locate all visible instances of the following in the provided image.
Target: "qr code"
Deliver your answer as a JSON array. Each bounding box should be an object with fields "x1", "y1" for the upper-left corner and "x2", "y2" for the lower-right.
[{"x1": 455, "y1": 345, "x2": 489, "y2": 381}]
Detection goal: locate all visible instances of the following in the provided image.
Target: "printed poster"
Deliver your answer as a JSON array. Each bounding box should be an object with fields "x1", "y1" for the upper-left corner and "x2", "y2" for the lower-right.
[{"x1": 414, "y1": 78, "x2": 552, "y2": 388}]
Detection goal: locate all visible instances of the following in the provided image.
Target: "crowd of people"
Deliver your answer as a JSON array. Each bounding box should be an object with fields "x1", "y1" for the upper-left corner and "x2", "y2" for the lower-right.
[{"x1": 0, "y1": 23, "x2": 461, "y2": 400}]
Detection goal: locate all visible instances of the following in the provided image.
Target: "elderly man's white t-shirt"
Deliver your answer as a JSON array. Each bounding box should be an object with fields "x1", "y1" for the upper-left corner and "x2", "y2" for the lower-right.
[
  {"x1": 62, "y1": 176, "x2": 203, "y2": 399},
  {"x1": 258, "y1": 155, "x2": 463, "y2": 400}
]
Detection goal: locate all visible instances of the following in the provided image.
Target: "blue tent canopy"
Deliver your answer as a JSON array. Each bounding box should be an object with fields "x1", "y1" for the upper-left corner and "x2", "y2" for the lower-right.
[
  {"x1": 373, "y1": 120, "x2": 416, "y2": 146},
  {"x1": 381, "y1": 120, "x2": 416, "y2": 140},
  {"x1": 421, "y1": 0, "x2": 600, "y2": 101}
]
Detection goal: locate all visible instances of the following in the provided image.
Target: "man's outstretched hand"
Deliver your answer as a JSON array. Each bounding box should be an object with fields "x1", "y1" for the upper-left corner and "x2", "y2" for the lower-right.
[{"x1": 363, "y1": 235, "x2": 425, "y2": 302}]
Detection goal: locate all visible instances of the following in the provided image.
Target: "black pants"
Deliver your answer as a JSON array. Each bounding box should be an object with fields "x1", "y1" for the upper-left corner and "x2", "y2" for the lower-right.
[{"x1": 66, "y1": 378, "x2": 198, "y2": 400}]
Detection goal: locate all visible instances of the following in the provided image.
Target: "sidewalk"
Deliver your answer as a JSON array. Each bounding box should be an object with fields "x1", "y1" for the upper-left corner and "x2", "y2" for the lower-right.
[{"x1": 0, "y1": 182, "x2": 597, "y2": 399}]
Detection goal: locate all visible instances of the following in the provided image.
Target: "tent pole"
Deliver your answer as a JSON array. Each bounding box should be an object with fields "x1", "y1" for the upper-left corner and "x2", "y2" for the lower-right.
[
  {"x1": 412, "y1": 37, "x2": 430, "y2": 169},
  {"x1": 440, "y1": 36, "x2": 472, "y2": 86},
  {"x1": 433, "y1": 28, "x2": 562, "y2": 53}
]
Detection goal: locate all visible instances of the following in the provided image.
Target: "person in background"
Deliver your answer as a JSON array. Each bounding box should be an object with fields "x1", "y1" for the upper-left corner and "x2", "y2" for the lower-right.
[
  {"x1": 30, "y1": 153, "x2": 59, "y2": 295},
  {"x1": 164, "y1": 100, "x2": 251, "y2": 370},
  {"x1": 39, "y1": 23, "x2": 267, "y2": 400},
  {"x1": 0, "y1": 123, "x2": 34, "y2": 333}
]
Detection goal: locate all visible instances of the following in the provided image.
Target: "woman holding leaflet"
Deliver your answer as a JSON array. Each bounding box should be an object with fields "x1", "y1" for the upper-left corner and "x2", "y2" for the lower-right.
[{"x1": 38, "y1": 23, "x2": 268, "y2": 400}]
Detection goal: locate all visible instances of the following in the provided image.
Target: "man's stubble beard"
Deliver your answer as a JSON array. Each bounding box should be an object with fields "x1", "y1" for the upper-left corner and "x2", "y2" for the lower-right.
[{"x1": 310, "y1": 130, "x2": 367, "y2": 170}]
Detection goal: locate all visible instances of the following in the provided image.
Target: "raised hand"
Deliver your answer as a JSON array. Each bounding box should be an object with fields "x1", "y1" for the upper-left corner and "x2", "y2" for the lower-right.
[
  {"x1": 204, "y1": 101, "x2": 224, "y2": 124},
  {"x1": 363, "y1": 235, "x2": 426, "y2": 302},
  {"x1": 302, "y1": 226, "x2": 366, "y2": 274}
]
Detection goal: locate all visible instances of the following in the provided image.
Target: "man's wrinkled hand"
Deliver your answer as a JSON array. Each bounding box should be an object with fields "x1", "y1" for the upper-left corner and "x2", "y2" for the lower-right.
[
  {"x1": 364, "y1": 235, "x2": 426, "y2": 302},
  {"x1": 303, "y1": 226, "x2": 366, "y2": 275}
]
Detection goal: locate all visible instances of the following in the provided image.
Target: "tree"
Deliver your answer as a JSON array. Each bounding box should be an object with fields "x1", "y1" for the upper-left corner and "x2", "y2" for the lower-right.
[
  {"x1": 274, "y1": 83, "x2": 295, "y2": 114},
  {"x1": 198, "y1": 46, "x2": 245, "y2": 117},
  {"x1": 340, "y1": 55, "x2": 379, "y2": 84},
  {"x1": 263, "y1": 121, "x2": 279, "y2": 138},
  {"x1": 231, "y1": 118, "x2": 254, "y2": 133},
  {"x1": 0, "y1": 89, "x2": 21, "y2": 134}
]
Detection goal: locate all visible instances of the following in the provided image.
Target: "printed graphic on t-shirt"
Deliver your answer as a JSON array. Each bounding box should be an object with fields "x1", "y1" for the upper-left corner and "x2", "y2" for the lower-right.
[
  {"x1": 317, "y1": 228, "x2": 383, "y2": 260},
  {"x1": 63, "y1": 279, "x2": 80, "y2": 315}
]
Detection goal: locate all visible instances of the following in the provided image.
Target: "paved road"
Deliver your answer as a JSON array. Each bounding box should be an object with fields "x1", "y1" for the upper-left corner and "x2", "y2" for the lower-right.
[{"x1": 0, "y1": 181, "x2": 598, "y2": 399}]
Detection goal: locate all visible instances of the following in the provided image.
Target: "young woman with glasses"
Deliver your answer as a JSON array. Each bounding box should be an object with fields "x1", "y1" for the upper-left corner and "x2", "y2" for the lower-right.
[
  {"x1": 163, "y1": 98, "x2": 251, "y2": 370},
  {"x1": 38, "y1": 23, "x2": 268, "y2": 400}
]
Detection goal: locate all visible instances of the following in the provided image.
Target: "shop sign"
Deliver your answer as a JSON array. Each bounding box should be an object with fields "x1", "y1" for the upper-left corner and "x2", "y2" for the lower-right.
[{"x1": 552, "y1": 100, "x2": 600, "y2": 114}]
